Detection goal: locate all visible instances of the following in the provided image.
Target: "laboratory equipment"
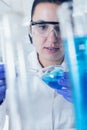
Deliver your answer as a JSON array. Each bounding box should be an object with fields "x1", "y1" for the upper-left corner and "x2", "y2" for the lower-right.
[
  {"x1": 41, "y1": 65, "x2": 66, "y2": 89},
  {"x1": 30, "y1": 65, "x2": 64, "y2": 89},
  {"x1": 29, "y1": 64, "x2": 70, "y2": 90},
  {"x1": 58, "y1": 1, "x2": 87, "y2": 130},
  {"x1": 0, "y1": 12, "x2": 29, "y2": 130}
]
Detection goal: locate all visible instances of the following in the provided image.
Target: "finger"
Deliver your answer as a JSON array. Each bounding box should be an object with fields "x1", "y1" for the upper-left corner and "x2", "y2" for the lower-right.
[
  {"x1": 63, "y1": 72, "x2": 69, "y2": 79},
  {"x1": 0, "y1": 65, "x2": 5, "y2": 72},
  {"x1": 0, "y1": 85, "x2": 6, "y2": 92},
  {"x1": 0, "y1": 100, "x2": 4, "y2": 105},
  {"x1": 58, "y1": 78, "x2": 70, "y2": 88},
  {"x1": 0, "y1": 72, "x2": 5, "y2": 79},
  {"x1": 56, "y1": 88, "x2": 71, "y2": 96},
  {"x1": 63, "y1": 95, "x2": 72, "y2": 102},
  {"x1": 57, "y1": 89, "x2": 72, "y2": 102},
  {"x1": 0, "y1": 80, "x2": 6, "y2": 86},
  {"x1": 56, "y1": 89, "x2": 68, "y2": 95}
]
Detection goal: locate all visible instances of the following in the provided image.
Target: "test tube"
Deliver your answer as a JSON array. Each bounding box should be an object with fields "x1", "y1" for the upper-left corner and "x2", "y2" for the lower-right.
[
  {"x1": 58, "y1": 2, "x2": 87, "y2": 130},
  {"x1": 2, "y1": 13, "x2": 23, "y2": 130}
]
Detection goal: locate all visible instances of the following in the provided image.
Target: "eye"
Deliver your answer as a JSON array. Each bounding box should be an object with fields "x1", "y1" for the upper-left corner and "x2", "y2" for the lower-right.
[
  {"x1": 37, "y1": 24, "x2": 48, "y2": 31},
  {"x1": 55, "y1": 25, "x2": 60, "y2": 32}
]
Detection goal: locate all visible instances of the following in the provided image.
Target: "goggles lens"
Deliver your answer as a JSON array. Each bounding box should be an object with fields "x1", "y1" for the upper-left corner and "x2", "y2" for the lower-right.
[{"x1": 31, "y1": 21, "x2": 60, "y2": 37}]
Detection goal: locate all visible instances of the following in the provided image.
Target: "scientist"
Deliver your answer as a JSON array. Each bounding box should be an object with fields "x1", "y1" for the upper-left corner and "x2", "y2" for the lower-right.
[
  {"x1": 0, "y1": 0, "x2": 75, "y2": 129},
  {"x1": 27, "y1": 0, "x2": 75, "y2": 129}
]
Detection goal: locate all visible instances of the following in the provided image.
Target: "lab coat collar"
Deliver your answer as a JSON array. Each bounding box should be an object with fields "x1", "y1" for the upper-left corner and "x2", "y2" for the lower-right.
[{"x1": 28, "y1": 49, "x2": 68, "y2": 71}]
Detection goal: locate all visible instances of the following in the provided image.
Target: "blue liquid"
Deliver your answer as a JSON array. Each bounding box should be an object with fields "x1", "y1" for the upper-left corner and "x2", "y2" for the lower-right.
[
  {"x1": 64, "y1": 36, "x2": 87, "y2": 130},
  {"x1": 41, "y1": 68, "x2": 64, "y2": 89}
]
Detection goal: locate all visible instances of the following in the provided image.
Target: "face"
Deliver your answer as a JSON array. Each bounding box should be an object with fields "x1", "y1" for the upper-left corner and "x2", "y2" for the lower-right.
[{"x1": 30, "y1": 2, "x2": 64, "y2": 67}]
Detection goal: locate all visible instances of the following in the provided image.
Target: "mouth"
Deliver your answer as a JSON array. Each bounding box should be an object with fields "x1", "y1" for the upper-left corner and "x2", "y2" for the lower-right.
[{"x1": 44, "y1": 47, "x2": 59, "y2": 53}]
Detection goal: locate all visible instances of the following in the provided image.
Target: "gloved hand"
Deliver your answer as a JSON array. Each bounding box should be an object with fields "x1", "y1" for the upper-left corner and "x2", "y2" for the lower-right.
[
  {"x1": 0, "y1": 64, "x2": 6, "y2": 105},
  {"x1": 56, "y1": 72, "x2": 72, "y2": 102},
  {"x1": 41, "y1": 67, "x2": 72, "y2": 102}
]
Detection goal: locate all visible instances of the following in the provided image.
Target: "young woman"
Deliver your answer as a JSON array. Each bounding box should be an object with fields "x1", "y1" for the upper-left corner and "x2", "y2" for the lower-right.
[
  {"x1": 27, "y1": 0, "x2": 75, "y2": 129},
  {"x1": 0, "y1": 0, "x2": 75, "y2": 129}
]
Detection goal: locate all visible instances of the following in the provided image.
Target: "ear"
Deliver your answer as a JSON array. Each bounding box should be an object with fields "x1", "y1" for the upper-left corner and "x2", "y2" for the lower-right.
[{"x1": 28, "y1": 24, "x2": 33, "y2": 44}]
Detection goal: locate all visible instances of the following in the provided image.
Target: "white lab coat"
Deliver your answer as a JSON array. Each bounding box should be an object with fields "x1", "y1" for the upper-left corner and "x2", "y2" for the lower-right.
[
  {"x1": 0, "y1": 100, "x2": 7, "y2": 130},
  {"x1": 27, "y1": 49, "x2": 76, "y2": 130},
  {"x1": 0, "y1": 49, "x2": 76, "y2": 130}
]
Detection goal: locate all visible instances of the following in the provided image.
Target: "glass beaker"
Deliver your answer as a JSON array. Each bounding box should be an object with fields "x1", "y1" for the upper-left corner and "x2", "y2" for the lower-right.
[
  {"x1": 29, "y1": 65, "x2": 65, "y2": 90},
  {"x1": 58, "y1": 2, "x2": 87, "y2": 130},
  {"x1": 40, "y1": 65, "x2": 65, "y2": 89}
]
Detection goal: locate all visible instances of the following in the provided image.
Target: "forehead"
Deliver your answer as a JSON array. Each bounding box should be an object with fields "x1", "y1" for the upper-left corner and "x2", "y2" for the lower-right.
[{"x1": 32, "y1": 3, "x2": 59, "y2": 22}]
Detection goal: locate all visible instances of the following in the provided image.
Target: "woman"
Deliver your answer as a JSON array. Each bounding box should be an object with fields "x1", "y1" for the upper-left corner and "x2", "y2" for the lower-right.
[
  {"x1": 0, "y1": 0, "x2": 75, "y2": 129},
  {"x1": 27, "y1": 0, "x2": 75, "y2": 129}
]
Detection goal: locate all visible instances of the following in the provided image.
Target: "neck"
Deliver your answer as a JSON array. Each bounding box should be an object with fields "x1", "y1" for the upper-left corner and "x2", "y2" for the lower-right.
[{"x1": 37, "y1": 54, "x2": 64, "y2": 68}]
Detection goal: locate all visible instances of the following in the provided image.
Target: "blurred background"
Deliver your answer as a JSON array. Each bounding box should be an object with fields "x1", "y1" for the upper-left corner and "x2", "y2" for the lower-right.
[
  {"x1": 0, "y1": 0, "x2": 34, "y2": 56},
  {"x1": 0, "y1": 1, "x2": 34, "y2": 129}
]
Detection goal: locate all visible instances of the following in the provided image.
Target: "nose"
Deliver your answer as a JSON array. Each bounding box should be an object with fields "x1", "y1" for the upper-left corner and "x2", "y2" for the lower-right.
[{"x1": 47, "y1": 29, "x2": 58, "y2": 42}]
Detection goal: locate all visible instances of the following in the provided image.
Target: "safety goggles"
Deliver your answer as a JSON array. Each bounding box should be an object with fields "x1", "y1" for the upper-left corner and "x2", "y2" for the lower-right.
[{"x1": 31, "y1": 21, "x2": 60, "y2": 37}]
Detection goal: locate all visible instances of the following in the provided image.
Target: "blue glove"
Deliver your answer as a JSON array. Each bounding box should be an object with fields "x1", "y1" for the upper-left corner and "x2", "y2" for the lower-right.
[
  {"x1": 56, "y1": 72, "x2": 72, "y2": 102},
  {"x1": 41, "y1": 68, "x2": 72, "y2": 102},
  {"x1": 0, "y1": 64, "x2": 6, "y2": 105}
]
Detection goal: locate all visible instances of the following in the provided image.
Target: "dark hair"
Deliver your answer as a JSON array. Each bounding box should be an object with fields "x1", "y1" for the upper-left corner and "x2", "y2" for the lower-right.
[
  {"x1": 31, "y1": 0, "x2": 72, "y2": 20},
  {"x1": 29, "y1": 0, "x2": 72, "y2": 43}
]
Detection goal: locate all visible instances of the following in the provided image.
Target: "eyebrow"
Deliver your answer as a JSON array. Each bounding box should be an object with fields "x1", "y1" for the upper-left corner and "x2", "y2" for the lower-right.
[{"x1": 31, "y1": 21, "x2": 60, "y2": 26}]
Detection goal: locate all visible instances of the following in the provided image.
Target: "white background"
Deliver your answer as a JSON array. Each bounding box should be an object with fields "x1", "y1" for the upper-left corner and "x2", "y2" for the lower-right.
[
  {"x1": 0, "y1": 1, "x2": 34, "y2": 129},
  {"x1": 0, "y1": 0, "x2": 34, "y2": 54}
]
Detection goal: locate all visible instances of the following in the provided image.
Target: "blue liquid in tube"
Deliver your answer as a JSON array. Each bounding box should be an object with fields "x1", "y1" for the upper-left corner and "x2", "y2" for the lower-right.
[{"x1": 64, "y1": 36, "x2": 87, "y2": 130}]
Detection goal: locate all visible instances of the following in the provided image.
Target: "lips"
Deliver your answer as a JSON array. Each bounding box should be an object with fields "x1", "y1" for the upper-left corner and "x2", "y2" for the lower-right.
[
  {"x1": 44, "y1": 47, "x2": 59, "y2": 53},
  {"x1": 45, "y1": 47, "x2": 59, "y2": 50}
]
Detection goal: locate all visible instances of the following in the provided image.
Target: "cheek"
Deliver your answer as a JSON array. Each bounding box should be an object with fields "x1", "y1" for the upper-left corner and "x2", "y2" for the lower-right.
[
  {"x1": 60, "y1": 43, "x2": 64, "y2": 54},
  {"x1": 59, "y1": 38, "x2": 64, "y2": 49},
  {"x1": 60, "y1": 45, "x2": 64, "y2": 56}
]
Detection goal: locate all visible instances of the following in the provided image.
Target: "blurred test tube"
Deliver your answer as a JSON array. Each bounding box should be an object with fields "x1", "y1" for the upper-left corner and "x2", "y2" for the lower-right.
[
  {"x1": 2, "y1": 13, "x2": 23, "y2": 130},
  {"x1": 58, "y1": 1, "x2": 87, "y2": 130}
]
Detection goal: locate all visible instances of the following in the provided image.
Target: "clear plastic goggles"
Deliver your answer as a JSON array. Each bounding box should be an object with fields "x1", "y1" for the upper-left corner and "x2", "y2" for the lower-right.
[{"x1": 31, "y1": 21, "x2": 60, "y2": 37}]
